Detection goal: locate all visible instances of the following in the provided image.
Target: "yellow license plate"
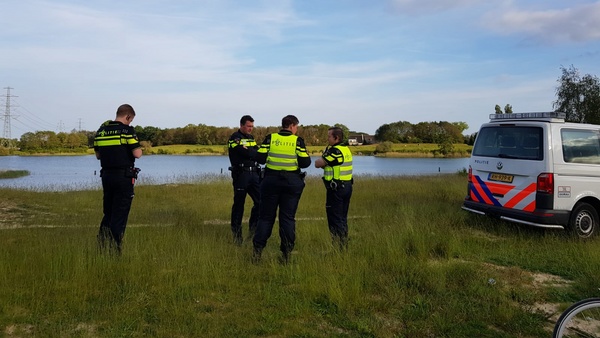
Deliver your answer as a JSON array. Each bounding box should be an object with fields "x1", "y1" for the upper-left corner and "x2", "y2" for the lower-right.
[{"x1": 488, "y1": 173, "x2": 514, "y2": 183}]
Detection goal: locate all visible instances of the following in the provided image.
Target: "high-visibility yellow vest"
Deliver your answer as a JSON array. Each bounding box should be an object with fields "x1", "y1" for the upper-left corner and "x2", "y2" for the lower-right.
[
  {"x1": 94, "y1": 132, "x2": 138, "y2": 147},
  {"x1": 228, "y1": 138, "x2": 257, "y2": 149},
  {"x1": 323, "y1": 145, "x2": 353, "y2": 181},
  {"x1": 93, "y1": 121, "x2": 140, "y2": 169},
  {"x1": 262, "y1": 133, "x2": 300, "y2": 171}
]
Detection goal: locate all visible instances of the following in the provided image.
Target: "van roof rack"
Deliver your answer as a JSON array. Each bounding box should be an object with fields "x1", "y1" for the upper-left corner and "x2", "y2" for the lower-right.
[{"x1": 489, "y1": 112, "x2": 566, "y2": 121}]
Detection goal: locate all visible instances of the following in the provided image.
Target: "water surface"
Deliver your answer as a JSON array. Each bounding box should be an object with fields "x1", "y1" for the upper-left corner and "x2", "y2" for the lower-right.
[{"x1": 0, "y1": 155, "x2": 468, "y2": 191}]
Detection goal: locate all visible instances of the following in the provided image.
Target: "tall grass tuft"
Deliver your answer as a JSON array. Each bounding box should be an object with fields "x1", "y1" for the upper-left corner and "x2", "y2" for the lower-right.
[
  {"x1": 1, "y1": 174, "x2": 598, "y2": 336},
  {"x1": 0, "y1": 170, "x2": 30, "y2": 179}
]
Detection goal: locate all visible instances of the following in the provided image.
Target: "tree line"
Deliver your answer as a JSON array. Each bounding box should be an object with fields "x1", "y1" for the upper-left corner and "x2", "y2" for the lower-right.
[
  {"x1": 1, "y1": 119, "x2": 470, "y2": 154},
  {"x1": 2, "y1": 65, "x2": 598, "y2": 153},
  {"x1": 374, "y1": 121, "x2": 469, "y2": 145}
]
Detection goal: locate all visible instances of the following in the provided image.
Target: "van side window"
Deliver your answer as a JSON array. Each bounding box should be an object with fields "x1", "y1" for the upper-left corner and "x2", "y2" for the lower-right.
[
  {"x1": 472, "y1": 126, "x2": 542, "y2": 160},
  {"x1": 561, "y1": 129, "x2": 600, "y2": 164}
]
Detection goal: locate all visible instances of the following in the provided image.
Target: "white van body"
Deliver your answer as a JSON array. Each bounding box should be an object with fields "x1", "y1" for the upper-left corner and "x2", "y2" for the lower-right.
[{"x1": 462, "y1": 112, "x2": 600, "y2": 238}]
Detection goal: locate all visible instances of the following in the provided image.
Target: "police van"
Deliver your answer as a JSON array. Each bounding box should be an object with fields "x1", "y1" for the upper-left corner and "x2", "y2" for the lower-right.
[{"x1": 462, "y1": 112, "x2": 600, "y2": 238}]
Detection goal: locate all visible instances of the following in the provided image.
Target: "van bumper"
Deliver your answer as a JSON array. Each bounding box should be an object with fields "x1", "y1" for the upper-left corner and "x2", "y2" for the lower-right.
[{"x1": 462, "y1": 200, "x2": 570, "y2": 230}]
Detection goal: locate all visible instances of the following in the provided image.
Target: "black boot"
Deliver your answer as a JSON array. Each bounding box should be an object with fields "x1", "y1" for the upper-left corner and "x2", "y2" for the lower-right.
[
  {"x1": 252, "y1": 247, "x2": 262, "y2": 264},
  {"x1": 279, "y1": 251, "x2": 291, "y2": 265},
  {"x1": 233, "y1": 232, "x2": 243, "y2": 246}
]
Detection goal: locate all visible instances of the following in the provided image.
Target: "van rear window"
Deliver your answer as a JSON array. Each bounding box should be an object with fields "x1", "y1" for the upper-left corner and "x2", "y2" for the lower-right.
[{"x1": 473, "y1": 126, "x2": 543, "y2": 160}]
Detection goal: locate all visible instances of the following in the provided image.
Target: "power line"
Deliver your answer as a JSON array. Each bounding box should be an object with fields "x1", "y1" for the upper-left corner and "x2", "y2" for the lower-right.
[
  {"x1": 11, "y1": 98, "x2": 56, "y2": 130},
  {"x1": 1, "y1": 89, "x2": 90, "y2": 141},
  {"x1": 0, "y1": 88, "x2": 67, "y2": 140}
]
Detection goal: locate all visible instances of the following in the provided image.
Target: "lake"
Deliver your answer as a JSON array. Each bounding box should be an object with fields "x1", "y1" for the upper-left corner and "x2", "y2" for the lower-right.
[{"x1": 0, "y1": 155, "x2": 469, "y2": 191}]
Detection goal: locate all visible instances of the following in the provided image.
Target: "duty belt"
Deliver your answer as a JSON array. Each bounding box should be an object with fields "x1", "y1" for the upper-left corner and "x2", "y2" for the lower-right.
[
  {"x1": 229, "y1": 163, "x2": 259, "y2": 172},
  {"x1": 265, "y1": 169, "x2": 300, "y2": 176},
  {"x1": 323, "y1": 178, "x2": 352, "y2": 191},
  {"x1": 101, "y1": 167, "x2": 130, "y2": 172}
]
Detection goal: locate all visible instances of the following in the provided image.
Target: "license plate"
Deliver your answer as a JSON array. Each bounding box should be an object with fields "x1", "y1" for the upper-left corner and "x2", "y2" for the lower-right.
[{"x1": 488, "y1": 173, "x2": 514, "y2": 183}]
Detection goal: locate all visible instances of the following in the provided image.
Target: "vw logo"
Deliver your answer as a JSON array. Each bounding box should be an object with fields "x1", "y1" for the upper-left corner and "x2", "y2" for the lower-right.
[{"x1": 496, "y1": 161, "x2": 503, "y2": 170}]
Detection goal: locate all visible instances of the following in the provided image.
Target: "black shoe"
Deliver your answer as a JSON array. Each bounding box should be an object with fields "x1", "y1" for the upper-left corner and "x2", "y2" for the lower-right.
[
  {"x1": 252, "y1": 247, "x2": 262, "y2": 264},
  {"x1": 279, "y1": 251, "x2": 291, "y2": 265},
  {"x1": 339, "y1": 237, "x2": 348, "y2": 251},
  {"x1": 233, "y1": 233, "x2": 243, "y2": 246},
  {"x1": 332, "y1": 236, "x2": 348, "y2": 251}
]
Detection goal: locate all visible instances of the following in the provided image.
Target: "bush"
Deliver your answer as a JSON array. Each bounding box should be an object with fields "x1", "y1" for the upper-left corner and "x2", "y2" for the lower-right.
[
  {"x1": 375, "y1": 141, "x2": 393, "y2": 153},
  {"x1": 140, "y1": 141, "x2": 152, "y2": 150}
]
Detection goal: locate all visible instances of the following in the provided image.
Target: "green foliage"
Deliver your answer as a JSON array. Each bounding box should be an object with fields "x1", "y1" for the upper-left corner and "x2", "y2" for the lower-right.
[
  {"x1": 554, "y1": 65, "x2": 600, "y2": 124},
  {"x1": 309, "y1": 142, "x2": 472, "y2": 157},
  {"x1": 0, "y1": 146, "x2": 11, "y2": 155},
  {"x1": 464, "y1": 132, "x2": 477, "y2": 146},
  {"x1": 0, "y1": 137, "x2": 18, "y2": 148},
  {"x1": 375, "y1": 121, "x2": 468, "y2": 144},
  {"x1": 143, "y1": 144, "x2": 226, "y2": 155},
  {"x1": 495, "y1": 104, "x2": 502, "y2": 114},
  {"x1": 436, "y1": 135, "x2": 455, "y2": 155},
  {"x1": 18, "y1": 131, "x2": 90, "y2": 153},
  {"x1": 297, "y1": 124, "x2": 331, "y2": 146},
  {"x1": 0, "y1": 170, "x2": 30, "y2": 179},
  {"x1": 11, "y1": 118, "x2": 474, "y2": 154},
  {"x1": 1, "y1": 175, "x2": 592, "y2": 336},
  {"x1": 375, "y1": 141, "x2": 393, "y2": 153},
  {"x1": 139, "y1": 140, "x2": 152, "y2": 150},
  {"x1": 333, "y1": 123, "x2": 350, "y2": 143},
  {"x1": 375, "y1": 120, "x2": 414, "y2": 143},
  {"x1": 494, "y1": 104, "x2": 513, "y2": 114}
]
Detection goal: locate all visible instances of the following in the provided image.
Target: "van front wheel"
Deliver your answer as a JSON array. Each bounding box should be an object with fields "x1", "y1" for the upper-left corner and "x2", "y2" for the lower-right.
[{"x1": 569, "y1": 203, "x2": 599, "y2": 238}]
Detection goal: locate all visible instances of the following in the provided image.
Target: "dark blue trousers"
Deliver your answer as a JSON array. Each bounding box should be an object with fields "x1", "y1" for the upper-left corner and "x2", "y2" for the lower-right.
[
  {"x1": 231, "y1": 170, "x2": 260, "y2": 237},
  {"x1": 98, "y1": 170, "x2": 134, "y2": 253},
  {"x1": 253, "y1": 173, "x2": 305, "y2": 254},
  {"x1": 326, "y1": 182, "x2": 352, "y2": 247}
]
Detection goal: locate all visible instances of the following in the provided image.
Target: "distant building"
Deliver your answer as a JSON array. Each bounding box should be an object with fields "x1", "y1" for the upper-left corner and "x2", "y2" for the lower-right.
[{"x1": 348, "y1": 133, "x2": 375, "y2": 145}]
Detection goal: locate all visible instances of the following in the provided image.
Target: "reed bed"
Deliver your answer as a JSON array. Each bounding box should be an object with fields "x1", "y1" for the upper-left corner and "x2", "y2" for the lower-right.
[
  {"x1": 0, "y1": 170, "x2": 30, "y2": 179},
  {"x1": 1, "y1": 174, "x2": 599, "y2": 337}
]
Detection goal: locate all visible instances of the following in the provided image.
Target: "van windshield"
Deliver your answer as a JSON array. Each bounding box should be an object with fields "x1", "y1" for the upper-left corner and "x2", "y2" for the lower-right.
[{"x1": 472, "y1": 126, "x2": 543, "y2": 160}]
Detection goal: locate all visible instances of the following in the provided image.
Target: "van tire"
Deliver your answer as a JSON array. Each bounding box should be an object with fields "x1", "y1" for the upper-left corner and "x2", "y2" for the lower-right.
[{"x1": 568, "y1": 202, "x2": 599, "y2": 238}]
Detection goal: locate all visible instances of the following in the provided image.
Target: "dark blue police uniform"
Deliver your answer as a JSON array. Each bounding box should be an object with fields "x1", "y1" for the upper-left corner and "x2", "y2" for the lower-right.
[
  {"x1": 253, "y1": 130, "x2": 311, "y2": 262},
  {"x1": 228, "y1": 129, "x2": 260, "y2": 244},
  {"x1": 94, "y1": 120, "x2": 141, "y2": 254}
]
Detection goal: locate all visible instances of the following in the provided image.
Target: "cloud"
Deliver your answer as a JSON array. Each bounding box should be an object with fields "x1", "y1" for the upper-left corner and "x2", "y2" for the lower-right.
[
  {"x1": 1, "y1": 0, "x2": 599, "y2": 140},
  {"x1": 389, "y1": 0, "x2": 482, "y2": 16},
  {"x1": 483, "y1": 2, "x2": 600, "y2": 44}
]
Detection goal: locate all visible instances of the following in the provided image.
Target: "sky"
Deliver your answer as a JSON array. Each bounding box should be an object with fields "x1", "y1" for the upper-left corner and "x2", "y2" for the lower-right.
[{"x1": 1, "y1": 0, "x2": 600, "y2": 139}]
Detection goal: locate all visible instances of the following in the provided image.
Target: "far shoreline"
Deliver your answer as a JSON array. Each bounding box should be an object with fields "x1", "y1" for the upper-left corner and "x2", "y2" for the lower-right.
[{"x1": 0, "y1": 143, "x2": 473, "y2": 158}]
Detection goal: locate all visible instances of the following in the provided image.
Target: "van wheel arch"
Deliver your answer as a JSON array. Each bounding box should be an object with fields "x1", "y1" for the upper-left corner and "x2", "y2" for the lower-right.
[{"x1": 568, "y1": 201, "x2": 600, "y2": 239}]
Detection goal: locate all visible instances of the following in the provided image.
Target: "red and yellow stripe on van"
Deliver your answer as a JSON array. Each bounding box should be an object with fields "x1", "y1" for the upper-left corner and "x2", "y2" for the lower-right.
[{"x1": 469, "y1": 175, "x2": 536, "y2": 212}]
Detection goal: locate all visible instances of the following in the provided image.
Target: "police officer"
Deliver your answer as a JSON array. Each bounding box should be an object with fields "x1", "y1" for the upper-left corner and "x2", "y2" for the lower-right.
[
  {"x1": 228, "y1": 115, "x2": 260, "y2": 245},
  {"x1": 315, "y1": 127, "x2": 353, "y2": 250},
  {"x1": 252, "y1": 115, "x2": 311, "y2": 264},
  {"x1": 93, "y1": 104, "x2": 142, "y2": 254}
]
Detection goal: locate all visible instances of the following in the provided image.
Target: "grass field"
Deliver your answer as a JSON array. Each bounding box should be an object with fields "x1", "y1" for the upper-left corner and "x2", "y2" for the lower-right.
[{"x1": 1, "y1": 174, "x2": 598, "y2": 337}]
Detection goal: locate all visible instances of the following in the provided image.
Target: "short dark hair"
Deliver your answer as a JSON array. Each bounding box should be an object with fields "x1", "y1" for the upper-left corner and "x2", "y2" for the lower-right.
[
  {"x1": 240, "y1": 115, "x2": 254, "y2": 126},
  {"x1": 329, "y1": 127, "x2": 343, "y2": 142},
  {"x1": 282, "y1": 115, "x2": 299, "y2": 129},
  {"x1": 116, "y1": 104, "x2": 135, "y2": 117}
]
